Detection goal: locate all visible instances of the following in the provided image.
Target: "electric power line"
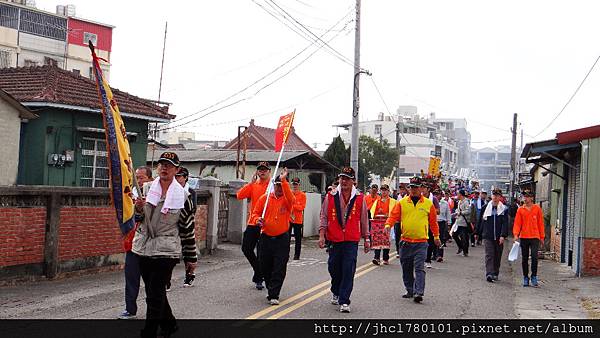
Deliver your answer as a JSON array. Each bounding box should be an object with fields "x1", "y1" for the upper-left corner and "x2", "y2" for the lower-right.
[
  {"x1": 160, "y1": 7, "x2": 353, "y2": 129},
  {"x1": 533, "y1": 53, "x2": 600, "y2": 138}
]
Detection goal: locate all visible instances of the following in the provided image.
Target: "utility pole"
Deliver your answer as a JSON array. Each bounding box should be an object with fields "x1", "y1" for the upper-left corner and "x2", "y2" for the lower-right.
[
  {"x1": 350, "y1": 0, "x2": 361, "y2": 174},
  {"x1": 508, "y1": 113, "x2": 518, "y2": 206},
  {"x1": 519, "y1": 126, "x2": 524, "y2": 180},
  {"x1": 395, "y1": 122, "x2": 401, "y2": 190},
  {"x1": 154, "y1": 21, "x2": 168, "y2": 141}
]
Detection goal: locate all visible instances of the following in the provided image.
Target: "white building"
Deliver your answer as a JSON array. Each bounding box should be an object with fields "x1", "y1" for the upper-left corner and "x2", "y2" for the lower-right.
[
  {"x1": 335, "y1": 106, "x2": 460, "y2": 177},
  {"x1": 471, "y1": 145, "x2": 513, "y2": 192}
]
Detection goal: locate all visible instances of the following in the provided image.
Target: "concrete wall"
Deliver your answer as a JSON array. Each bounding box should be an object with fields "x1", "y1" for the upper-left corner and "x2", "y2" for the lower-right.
[
  {"x1": 0, "y1": 97, "x2": 22, "y2": 185},
  {"x1": 0, "y1": 26, "x2": 18, "y2": 68},
  {"x1": 302, "y1": 193, "x2": 322, "y2": 237},
  {"x1": 67, "y1": 44, "x2": 110, "y2": 81}
]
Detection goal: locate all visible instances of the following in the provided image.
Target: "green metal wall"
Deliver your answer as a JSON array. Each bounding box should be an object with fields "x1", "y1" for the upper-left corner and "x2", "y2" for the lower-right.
[
  {"x1": 550, "y1": 163, "x2": 564, "y2": 237},
  {"x1": 584, "y1": 138, "x2": 600, "y2": 238},
  {"x1": 18, "y1": 107, "x2": 150, "y2": 186}
]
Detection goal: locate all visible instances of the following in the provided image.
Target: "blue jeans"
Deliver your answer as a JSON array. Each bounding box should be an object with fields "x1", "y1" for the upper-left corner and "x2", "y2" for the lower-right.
[
  {"x1": 400, "y1": 242, "x2": 428, "y2": 296},
  {"x1": 328, "y1": 242, "x2": 358, "y2": 305},
  {"x1": 124, "y1": 251, "x2": 141, "y2": 315}
]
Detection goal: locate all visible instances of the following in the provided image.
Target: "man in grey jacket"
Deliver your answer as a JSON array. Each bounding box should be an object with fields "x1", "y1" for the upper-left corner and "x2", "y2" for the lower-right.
[
  {"x1": 132, "y1": 152, "x2": 197, "y2": 337},
  {"x1": 452, "y1": 190, "x2": 472, "y2": 257}
]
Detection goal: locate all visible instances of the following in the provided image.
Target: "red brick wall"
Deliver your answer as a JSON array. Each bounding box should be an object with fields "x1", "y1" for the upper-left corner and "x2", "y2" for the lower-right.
[
  {"x1": 550, "y1": 229, "x2": 562, "y2": 262},
  {"x1": 58, "y1": 207, "x2": 122, "y2": 261},
  {"x1": 582, "y1": 238, "x2": 600, "y2": 276},
  {"x1": 196, "y1": 205, "x2": 208, "y2": 250},
  {"x1": 0, "y1": 207, "x2": 46, "y2": 267}
]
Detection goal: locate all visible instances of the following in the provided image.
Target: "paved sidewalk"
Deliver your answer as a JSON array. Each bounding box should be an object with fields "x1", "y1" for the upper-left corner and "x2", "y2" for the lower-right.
[{"x1": 512, "y1": 256, "x2": 600, "y2": 319}]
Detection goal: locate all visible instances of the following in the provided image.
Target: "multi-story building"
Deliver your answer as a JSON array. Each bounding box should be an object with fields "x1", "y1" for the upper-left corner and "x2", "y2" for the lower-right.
[
  {"x1": 430, "y1": 114, "x2": 471, "y2": 168},
  {"x1": 471, "y1": 145, "x2": 513, "y2": 192},
  {"x1": 335, "y1": 106, "x2": 460, "y2": 177},
  {"x1": 0, "y1": 0, "x2": 112, "y2": 79}
]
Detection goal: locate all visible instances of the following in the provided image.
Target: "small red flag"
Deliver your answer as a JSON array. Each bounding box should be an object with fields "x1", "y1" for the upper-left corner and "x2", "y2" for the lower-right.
[{"x1": 274, "y1": 111, "x2": 295, "y2": 152}]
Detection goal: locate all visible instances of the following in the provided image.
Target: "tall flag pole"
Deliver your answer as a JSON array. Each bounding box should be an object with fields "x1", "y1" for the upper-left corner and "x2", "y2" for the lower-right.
[
  {"x1": 88, "y1": 41, "x2": 137, "y2": 235},
  {"x1": 262, "y1": 110, "x2": 296, "y2": 218}
]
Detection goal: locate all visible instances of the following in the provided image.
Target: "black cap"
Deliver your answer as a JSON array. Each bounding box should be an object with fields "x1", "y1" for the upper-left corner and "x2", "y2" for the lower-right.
[
  {"x1": 371, "y1": 184, "x2": 379, "y2": 189},
  {"x1": 176, "y1": 167, "x2": 189, "y2": 177},
  {"x1": 492, "y1": 188, "x2": 503, "y2": 196},
  {"x1": 338, "y1": 167, "x2": 356, "y2": 180},
  {"x1": 158, "y1": 152, "x2": 180, "y2": 167},
  {"x1": 291, "y1": 177, "x2": 300, "y2": 184},
  {"x1": 408, "y1": 176, "x2": 422, "y2": 188},
  {"x1": 257, "y1": 162, "x2": 271, "y2": 170},
  {"x1": 380, "y1": 184, "x2": 389, "y2": 190},
  {"x1": 522, "y1": 189, "x2": 534, "y2": 197}
]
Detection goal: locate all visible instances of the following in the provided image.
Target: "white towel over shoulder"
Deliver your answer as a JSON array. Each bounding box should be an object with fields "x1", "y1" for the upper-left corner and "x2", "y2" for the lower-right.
[
  {"x1": 146, "y1": 177, "x2": 186, "y2": 214},
  {"x1": 482, "y1": 201, "x2": 506, "y2": 221}
]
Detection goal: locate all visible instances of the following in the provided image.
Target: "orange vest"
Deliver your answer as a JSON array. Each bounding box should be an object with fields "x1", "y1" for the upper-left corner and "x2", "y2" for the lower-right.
[{"x1": 326, "y1": 193, "x2": 364, "y2": 243}]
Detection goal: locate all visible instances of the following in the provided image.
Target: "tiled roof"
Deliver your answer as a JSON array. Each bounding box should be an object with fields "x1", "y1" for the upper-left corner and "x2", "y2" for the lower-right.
[
  {"x1": 224, "y1": 119, "x2": 318, "y2": 155},
  {"x1": 0, "y1": 65, "x2": 173, "y2": 120}
]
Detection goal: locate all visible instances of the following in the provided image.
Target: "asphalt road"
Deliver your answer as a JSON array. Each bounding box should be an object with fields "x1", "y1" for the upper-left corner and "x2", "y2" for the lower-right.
[{"x1": 1, "y1": 238, "x2": 521, "y2": 320}]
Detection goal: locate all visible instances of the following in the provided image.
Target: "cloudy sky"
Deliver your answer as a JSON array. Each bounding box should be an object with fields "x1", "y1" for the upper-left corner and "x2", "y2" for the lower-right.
[{"x1": 36, "y1": 0, "x2": 600, "y2": 150}]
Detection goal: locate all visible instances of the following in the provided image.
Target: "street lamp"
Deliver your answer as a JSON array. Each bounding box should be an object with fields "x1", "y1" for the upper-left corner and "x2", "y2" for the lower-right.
[{"x1": 350, "y1": 69, "x2": 372, "y2": 175}]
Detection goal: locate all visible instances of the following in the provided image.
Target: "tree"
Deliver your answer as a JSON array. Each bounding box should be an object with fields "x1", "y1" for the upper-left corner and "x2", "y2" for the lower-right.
[
  {"x1": 352, "y1": 135, "x2": 399, "y2": 191},
  {"x1": 310, "y1": 135, "x2": 349, "y2": 192}
]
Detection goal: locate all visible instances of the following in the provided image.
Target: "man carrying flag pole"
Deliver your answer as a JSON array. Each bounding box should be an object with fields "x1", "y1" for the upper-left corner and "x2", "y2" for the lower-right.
[
  {"x1": 249, "y1": 111, "x2": 296, "y2": 304},
  {"x1": 89, "y1": 43, "x2": 196, "y2": 337}
]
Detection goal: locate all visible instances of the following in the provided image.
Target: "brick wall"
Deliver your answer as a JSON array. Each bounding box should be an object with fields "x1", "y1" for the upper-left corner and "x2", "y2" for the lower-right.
[
  {"x1": 582, "y1": 238, "x2": 600, "y2": 276},
  {"x1": 0, "y1": 207, "x2": 46, "y2": 267},
  {"x1": 58, "y1": 207, "x2": 122, "y2": 261},
  {"x1": 0, "y1": 186, "x2": 211, "y2": 280},
  {"x1": 196, "y1": 205, "x2": 208, "y2": 251},
  {"x1": 550, "y1": 228, "x2": 562, "y2": 262}
]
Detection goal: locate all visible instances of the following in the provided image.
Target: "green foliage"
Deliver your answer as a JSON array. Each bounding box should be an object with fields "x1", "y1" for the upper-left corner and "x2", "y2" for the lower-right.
[
  {"x1": 353, "y1": 135, "x2": 399, "y2": 191},
  {"x1": 322, "y1": 135, "x2": 350, "y2": 186}
]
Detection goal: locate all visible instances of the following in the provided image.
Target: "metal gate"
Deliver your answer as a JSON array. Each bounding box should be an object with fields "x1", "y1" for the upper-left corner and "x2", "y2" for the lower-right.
[
  {"x1": 217, "y1": 187, "x2": 229, "y2": 242},
  {"x1": 565, "y1": 155, "x2": 581, "y2": 270}
]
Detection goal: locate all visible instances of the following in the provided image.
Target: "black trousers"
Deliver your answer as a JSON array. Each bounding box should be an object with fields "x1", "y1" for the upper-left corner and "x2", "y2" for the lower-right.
[
  {"x1": 259, "y1": 232, "x2": 290, "y2": 300},
  {"x1": 453, "y1": 226, "x2": 470, "y2": 254},
  {"x1": 139, "y1": 256, "x2": 178, "y2": 337},
  {"x1": 374, "y1": 249, "x2": 390, "y2": 261},
  {"x1": 242, "y1": 226, "x2": 263, "y2": 283},
  {"x1": 520, "y1": 238, "x2": 540, "y2": 277},
  {"x1": 289, "y1": 222, "x2": 303, "y2": 259}
]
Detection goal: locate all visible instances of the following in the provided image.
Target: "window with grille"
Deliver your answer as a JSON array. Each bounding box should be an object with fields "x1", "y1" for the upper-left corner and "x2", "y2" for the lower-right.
[
  {"x1": 0, "y1": 50, "x2": 11, "y2": 68},
  {"x1": 19, "y1": 9, "x2": 67, "y2": 40},
  {"x1": 80, "y1": 138, "x2": 109, "y2": 187},
  {"x1": 83, "y1": 32, "x2": 97, "y2": 46},
  {"x1": 374, "y1": 124, "x2": 382, "y2": 135},
  {"x1": 0, "y1": 3, "x2": 19, "y2": 29}
]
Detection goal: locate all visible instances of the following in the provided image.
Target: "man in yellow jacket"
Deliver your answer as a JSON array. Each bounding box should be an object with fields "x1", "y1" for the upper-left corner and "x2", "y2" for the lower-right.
[{"x1": 385, "y1": 176, "x2": 440, "y2": 303}]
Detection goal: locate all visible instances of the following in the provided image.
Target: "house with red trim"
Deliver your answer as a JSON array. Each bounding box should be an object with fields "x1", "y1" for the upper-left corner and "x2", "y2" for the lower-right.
[{"x1": 521, "y1": 124, "x2": 600, "y2": 276}]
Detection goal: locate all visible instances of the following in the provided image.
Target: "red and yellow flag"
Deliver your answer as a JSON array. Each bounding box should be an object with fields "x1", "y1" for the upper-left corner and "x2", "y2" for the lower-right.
[
  {"x1": 274, "y1": 110, "x2": 295, "y2": 152},
  {"x1": 89, "y1": 41, "x2": 135, "y2": 235}
]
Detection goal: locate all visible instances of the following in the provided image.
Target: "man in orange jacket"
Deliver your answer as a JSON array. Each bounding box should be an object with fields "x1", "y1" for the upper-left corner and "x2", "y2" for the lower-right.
[
  {"x1": 253, "y1": 168, "x2": 295, "y2": 305},
  {"x1": 289, "y1": 177, "x2": 307, "y2": 260},
  {"x1": 513, "y1": 189, "x2": 545, "y2": 287},
  {"x1": 237, "y1": 162, "x2": 271, "y2": 290}
]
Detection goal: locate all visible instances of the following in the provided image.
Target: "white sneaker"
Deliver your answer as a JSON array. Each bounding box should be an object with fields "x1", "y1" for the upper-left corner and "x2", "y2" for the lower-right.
[
  {"x1": 339, "y1": 304, "x2": 350, "y2": 313},
  {"x1": 331, "y1": 295, "x2": 339, "y2": 305},
  {"x1": 425, "y1": 262, "x2": 432, "y2": 269},
  {"x1": 269, "y1": 298, "x2": 280, "y2": 306}
]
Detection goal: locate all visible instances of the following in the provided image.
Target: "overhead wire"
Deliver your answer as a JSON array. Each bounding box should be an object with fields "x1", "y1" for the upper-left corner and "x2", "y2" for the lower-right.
[
  {"x1": 159, "y1": 7, "x2": 353, "y2": 130},
  {"x1": 533, "y1": 53, "x2": 600, "y2": 138}
]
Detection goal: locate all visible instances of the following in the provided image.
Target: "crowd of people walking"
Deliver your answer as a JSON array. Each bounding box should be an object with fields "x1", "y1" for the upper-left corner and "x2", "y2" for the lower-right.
[{"x1": 119, "y1": 153, "x2": 546, "y2": 335}]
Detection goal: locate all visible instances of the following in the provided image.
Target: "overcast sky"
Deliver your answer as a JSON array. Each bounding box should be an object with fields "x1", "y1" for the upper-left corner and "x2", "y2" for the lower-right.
[{"x1": 36, "y1": 0, "x2": 600, "y2": 150}]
